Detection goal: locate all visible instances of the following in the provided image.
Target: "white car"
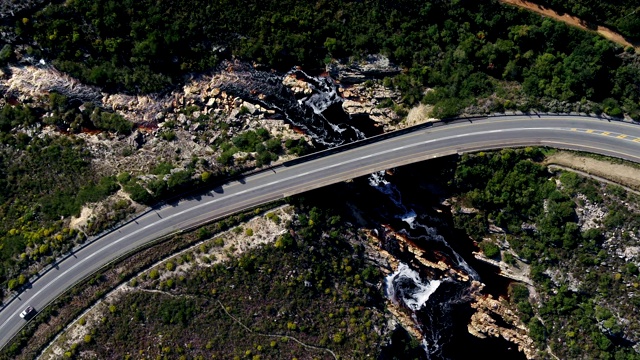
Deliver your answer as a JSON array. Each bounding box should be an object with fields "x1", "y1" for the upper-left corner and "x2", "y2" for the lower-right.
[{"x1": 19, "y1": 306, "x2": 34, "y2": 319}]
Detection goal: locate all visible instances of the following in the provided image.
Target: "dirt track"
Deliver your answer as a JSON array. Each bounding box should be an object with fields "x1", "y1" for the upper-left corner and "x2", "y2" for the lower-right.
[
  {"x1": 500, "y1": 0, "x2": 639, "y2": 51},
  {"x1": 544, "y1": 151, "x2": 640, "y2": 191}
]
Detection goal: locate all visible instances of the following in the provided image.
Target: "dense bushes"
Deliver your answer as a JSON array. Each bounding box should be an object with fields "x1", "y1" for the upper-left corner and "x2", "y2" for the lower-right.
[
  {"x1": 217, "y1": 129, "x2": 287, "y2": 167},
  {"x1": 533, "y1": 0, "x2": 640, "y2": 40},
  {"x1": 0, "y1": 133, "x2": 121, "y2": 293},
  {"x1": 42, "y1": 94, "x2": 134, "y2": 134},
  {"x1": 0, "y1": 97, "x2": 138, "y2": 293},
  {"x1": 452, "y1": 149, "x2": 640, "y2": 359},
  {"x1": 0, "y1": 104, "x2": 38, "y2": 133},
  {"x1": 454, "y1": 148, "x2": 552, "y2": 232},
  {"x1": 12, "y1": 0, "x2": 639, "y2": 120}
]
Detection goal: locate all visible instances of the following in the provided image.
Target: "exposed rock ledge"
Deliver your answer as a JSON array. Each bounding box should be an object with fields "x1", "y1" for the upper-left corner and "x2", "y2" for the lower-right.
[
  {"x1": 340, "y1": 80, "x2": 437, "y2": 132},
  {"x1": 473, "y1": 252, "x2": 534, "y2": 286},
  {"x1": 469, "y1": 282, "x2": 537, "y2": 359},
  {"x1": 326, "y1": 54, "x2": 401, "y2": 84},
  {"x1": 382, "y1": 225, "x2": 470, "y2": 282},
  {"x1": 361, "y1": 229, "x2": 424, "y2": 342}
]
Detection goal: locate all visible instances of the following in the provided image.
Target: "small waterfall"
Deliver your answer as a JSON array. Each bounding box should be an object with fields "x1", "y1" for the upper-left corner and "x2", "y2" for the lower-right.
[
  {"x1": 211, "y1": 61, "x2": 365, "y2": 147},
  {"x1": 369, "y1": 170, "x2": 485, "y2": 358},
  {"x1": 369, "y1": 170, "x2": 415, "y2": 220},
  {"x1": 369, "y1": 170, "x2": 480, "y2": 281},
  {"x1": 385, "y1": 263, "x2": 442, "y2": 311}
]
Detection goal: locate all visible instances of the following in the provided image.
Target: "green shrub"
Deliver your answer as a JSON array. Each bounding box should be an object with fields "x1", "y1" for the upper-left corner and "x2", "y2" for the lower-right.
[
  {"x1": 197, "y1": 228, "x2": 211, "y2": 240},
  {"x1": 213, "y1": 238, "x2": 225, "y2": 247},
  {"x1": 152, "y1": 162, "x2": 174, "y2": 175},
  {"x1": 161, "y1": 131, "x2": 176, "y2": 141},
  {"x1": 117, "y1": 172, "x2": 132, "y2": 184},
  {"x1": 7, "y1": 279, "x2": 18, "y2": 290},
  {"x1": 479, "y1": 241, "x2": 500, "y2": 259},
  {"x1": 167, "y1": 171, "x2": 192, "y2": 189},
  {"x1": 149, "y1": 269, "x2": 160, "y2": 280},
  {"x1": 0, "y1": 44, "x2": 13, "y2": 64},
  {"x1": 124, "y1": 183, "x2": 151, "y2": 204},
  {"x1": 238, "y1": 106, "x2": 250, "y2": 115},
  {"x1": 91, "y1": 110, "x2": 134, "y2": 134}
]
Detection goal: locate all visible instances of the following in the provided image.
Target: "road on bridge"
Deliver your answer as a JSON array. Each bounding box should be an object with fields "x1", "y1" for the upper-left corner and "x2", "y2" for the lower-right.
[{"x1": 2, "y1": 115, "x2": 640, "y2": 349}]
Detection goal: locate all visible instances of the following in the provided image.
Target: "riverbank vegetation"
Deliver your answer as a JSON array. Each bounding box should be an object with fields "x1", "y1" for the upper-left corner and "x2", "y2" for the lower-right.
[{"x1": 452, "y1": 148, "x2": 640, "y2": 359}]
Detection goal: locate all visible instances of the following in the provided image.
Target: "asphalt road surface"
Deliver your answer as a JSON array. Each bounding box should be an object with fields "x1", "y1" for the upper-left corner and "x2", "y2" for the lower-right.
[{"x1": 2, "y1": 115, "x2": 640, "y2": 349}]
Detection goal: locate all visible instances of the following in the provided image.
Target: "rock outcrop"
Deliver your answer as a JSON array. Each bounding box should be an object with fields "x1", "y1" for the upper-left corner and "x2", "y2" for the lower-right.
[
  {"x1": 469, "y1": 283, "x2": 537, "y2": 359},
  {"x1": 336, "y1": 72, "x2": 437, "y2": 131},
  {"x1": 380, "y1": 224, "x2": 470, "y2": 282},
  {"x1": 326, "y1": 54, "x2": 401, "y2": 84},
  {"x1": 473, "y1": 252, "x2": 534, "y2": 286},
  {"x1": 282, "y1": 74, "x2": 313, "y2": 95}
]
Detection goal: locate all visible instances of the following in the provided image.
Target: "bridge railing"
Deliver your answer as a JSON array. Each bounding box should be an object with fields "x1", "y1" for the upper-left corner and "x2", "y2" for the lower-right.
[{"x1": 283, "y1": 110, "x2": 637, "y2": 167}]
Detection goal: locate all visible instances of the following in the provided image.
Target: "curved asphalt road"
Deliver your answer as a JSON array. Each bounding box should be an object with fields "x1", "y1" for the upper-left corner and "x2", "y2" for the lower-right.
[{"x1": 3, "y1": 115, "x2": 640, "y2": 349}]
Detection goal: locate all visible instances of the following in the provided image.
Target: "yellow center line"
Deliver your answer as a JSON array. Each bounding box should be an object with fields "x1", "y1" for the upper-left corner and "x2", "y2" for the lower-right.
[
  {"x1": 601, "y1": 132, "x2": 610, "y2": 136},
  {"x1": 586, "y1": 129, "x2": 594, "y2": 133},
  {"x1": 634, "y1": 138, "x2": 640, "y2": 143},
  {"x1": 617, "y1": 134, "x2": 628, "y2": 139},
  {"x1": 570, "y1": 128, "x2": 577, "y2": 131}
]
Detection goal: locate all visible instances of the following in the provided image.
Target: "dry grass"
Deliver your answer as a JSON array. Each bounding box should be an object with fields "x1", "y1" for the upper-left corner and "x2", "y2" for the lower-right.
[{"x1": 544, "y1": 151, "x2": 640, "y2": 191}]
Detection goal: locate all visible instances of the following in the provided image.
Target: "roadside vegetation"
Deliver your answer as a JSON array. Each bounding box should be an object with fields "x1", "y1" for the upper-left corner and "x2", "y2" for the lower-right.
[
  {"x1": 7, "y1": 147, "x2": 640, "y2": 359},
  {"x1": 0, "y1": 97, "x2": 133, "y2": 301},
  {"x1": 1, "y1": 205, "x2": 284, "y2": 360},
  {"x1": 452, "y1": 148, "x2": 640, "y2": 359},
  {"x1": 0, "y1": 94, "x2": 149, "y2": 301},
  {"x1": 0, "y1": 90, "x2": 308, "y2": 303},
  {"x1": 33, "y1": 201, "x2": 412, "y2": 360}
]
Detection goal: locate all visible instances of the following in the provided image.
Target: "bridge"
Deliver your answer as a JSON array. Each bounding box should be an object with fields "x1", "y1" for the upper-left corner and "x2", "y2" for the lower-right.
[{"x1": 2, "y1": 114, "x2": 640, "y2": 349}]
